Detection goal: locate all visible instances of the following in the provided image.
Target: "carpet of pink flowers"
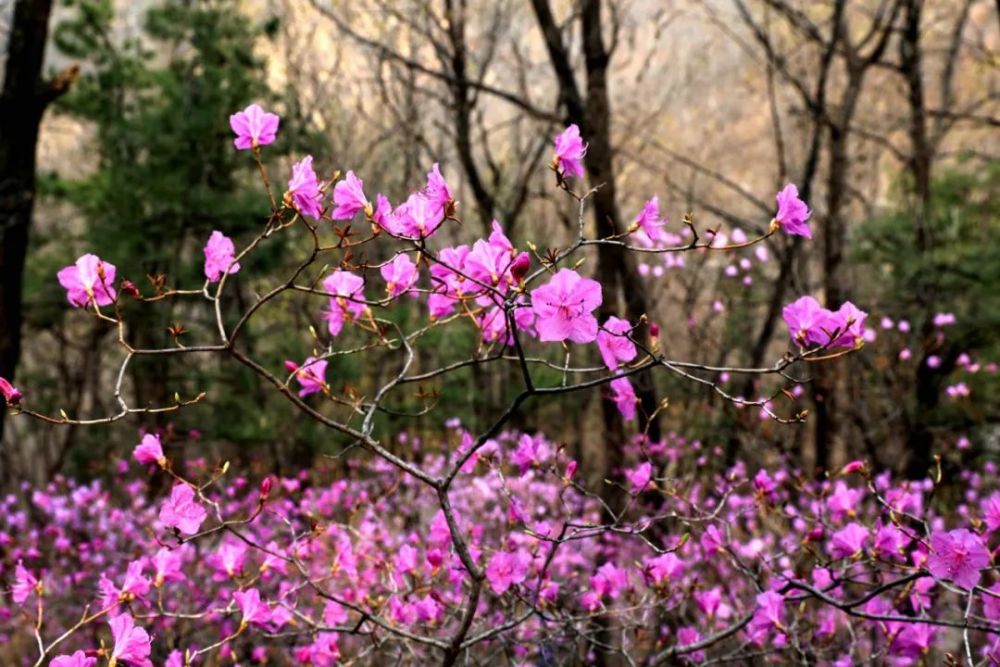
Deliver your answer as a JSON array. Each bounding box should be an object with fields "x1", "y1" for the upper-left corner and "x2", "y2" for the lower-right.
[{"x1": 4, "y1": 429, "x2": 1000, "y2": 665}]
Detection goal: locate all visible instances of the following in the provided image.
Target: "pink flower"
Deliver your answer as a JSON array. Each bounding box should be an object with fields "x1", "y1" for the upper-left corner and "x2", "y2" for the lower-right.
[
  {"x1": 782, "y1": 296, "x2": 835, "y2": 348},
  {"x1": 216, "y1": 540, "x2": 248, "y2": 577},
  {"x1": 873, "y1": 522, "x2": 908, "y2": 561},
  {"x1": 609, "y1": 376, "x2": 638, "y2": 421},
  {"x1": 203, "y1": 231, "x2": 241, "y2": 282},
  {"x1": 424, "y1": 163, "x2": 454, "y2": 214},
  {"x1": 927, "y1": 528, "x2": 990, "y2": 589},
  {"x1": 234, "y1": 587, "x2": 272, "y2": 627},
  {"x1": 323, "y1": 270, "x2": 366, "y2": 337},
  {"x1": 158, "y1": 483, "x2": 207, "y2": 536},
  {"x1": 676, "y1": 627, "x2": 705, "y2": 662},
  {"x1": 891, "y1": 623, "x2": 934, "y2": 661},
  {"x1": 12, "y1": 560, "x2": 38, "y2": 605},
  {"x1": 625, "y1": 461, "x2": 653, "y2": 494},
  {"x1": 0, "y1": 376, "x2": 22, "y2": 405},
  {"x1": 774, "y1": 183, "x2": 811, "y2": 238},
  {"x1": 152, "y1": 547, "x2": 185, "y2": 587},
  {"x1": 486, "y1": 550, "x2": 529, "y2": 595},
  {"x1": 133, "y1": 433, "x2": 165, "y2": 467},
  {"x1": 982, "y1": 582, "x2": 1000, "y2": 620},
  {"x1": 591, "y1": 562, "x2": 629, "y2": 599},
  {"x1": 552, "y1": 124, "x2": 587, "y2": 178},
  {"x1": 530, "y1": 269, "x2": 602, "y2": 343},
  {"x1": 395, "y1": 544, "x2": 419, "y2": 574},
  {"x1": 57, "y1": 253, "x2": 118, "y2": 308},
  {"x1": 229, "y1": 103, "x2": 279, "y2": 150},
  {"x1": 983, "y1": 493, "x2": 1000, "y2": 533},
  {"x1": 50, "y1": 652, "x2": 96, "y2": 667},
  {"x1": 386, "y1": 193, "x2": 444, "y2": 238},
  {"x1": 632, "y1": 196, "x2": 665, "y2": 245},
  {"x1": 829, "y1": 523, "x2": 869, "y2": 559},
  {"x1": 331, "y1": 170, "x2": 370, "y2": 220},
  {"x1": 381, "y1": 254, "x2": 419, "y2": 298},
  {"x1": 933, "y1": 312, "x2": 956, "y2": 327},
  {"x1": 596, "y1": 316, "x2": 637, "y2": 370},
  {"x1": 286, "y1": 356, "x2": 328, "y2": 397},
  {"x1": 748, "y1": 590, "x2": 786, "y2": 640},
  {"x1": 828, "y1": 301, "x2": 868, "y2": 349},
  {"x1": 644, "y1": 552, "x2": 684, "y2": 586},
  {"x1": 287, "y1": 155, "x2": 323, "y2": 219},
  {"x1": 109, "y1": 613, "x2": 152, "y2": 667}
]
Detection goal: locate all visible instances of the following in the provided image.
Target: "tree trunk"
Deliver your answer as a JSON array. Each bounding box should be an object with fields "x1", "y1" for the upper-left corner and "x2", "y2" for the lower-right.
[{"x1": 0, "y1": 0, "x2": 68, "y2": 447}]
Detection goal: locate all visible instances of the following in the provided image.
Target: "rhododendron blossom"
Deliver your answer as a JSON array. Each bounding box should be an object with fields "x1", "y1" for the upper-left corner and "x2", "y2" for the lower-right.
[
  {"x1": 51, "y1": 652, "x2": 96, "y2": 667},
  {"x1": 108, "y1": 613, "x2": 153, "y2": 667},
  {"x1": 530, "y1": 269, "x2": 602, "y2": 343},
  {"x1": 609, "y1": 376, "x2": 638, "y2": 421},
  {"x1": 132, "y1": 433, "x2": 165, "y2": 467},
  {"x1": 596, "y1": 316, "x2": 637, "y2": 370},
  {"x1": 486, "y1": 550, "x2": 528, "y2": 595},
  {"x1": 286, "y1": 155, "x2": 323, "y2": 219},
  {"x1": 203, "y1": 230, "x2": 241, "y2": 282},
  {"x1": 381, "y1": 254, "x2": 419, "y2": 297},
  {"x1": 57, "y1": 253, "x2": 117, "y2": 308},
  {"x1": 773, "y1": 183, "x2": 811, "y2": 238},
  {"x1": 331, "y1": 170, "x2": 370, "y2": 220},
  {"x1": 12, "y1": 559, "x2": 38, "y2": 605},
  {"x1": 159, "y1": 483, "x2": 208, "y2": 535},
  {"x1": 287, "y1": 356, "x2": 328, "y2": 397},
  {"x1": 229, "y1": 103, "x2": 279, "y2": 150},
  {"x1": 235, "y1": 587, "x2": 272, "y2": 627},
  {"x1": 322, "y1": 270, "x2": 367, "y2": 336},
  {"x1": 552, "y1": 124, "x2": 586, "y2": 178},
  {"x1": 927, "y1": 528, "x2": 990, "y2": 589}
]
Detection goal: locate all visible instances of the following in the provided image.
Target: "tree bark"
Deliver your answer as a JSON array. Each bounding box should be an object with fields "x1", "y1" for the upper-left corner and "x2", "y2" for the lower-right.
[{"x1": 0, "y1": 0, "x2": 70, "y2": 446}]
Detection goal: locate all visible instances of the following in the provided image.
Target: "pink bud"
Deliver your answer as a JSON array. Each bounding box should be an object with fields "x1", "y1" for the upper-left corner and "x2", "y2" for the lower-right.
[
  {"x1": 841, "y1": 460, "x2": 865, "y2": 475},
  {"x1": 0, "y1": 377, "x2": 22, "y2": 405},
  {"x1": 565, "y1": 460, "x2": 578, "y2": 480},
  {"x1": 510, "y1": 252, "x2": 531, "y2": 282},
  {"x1": 259, "y1": 476, "x2": 274, "y2": 500},
  {"x1": 649, "y1": 322, "x2": 660, "y2": 339},
  {"x1": 284, "y1": 360, "x2": 299, "y2": 374}
]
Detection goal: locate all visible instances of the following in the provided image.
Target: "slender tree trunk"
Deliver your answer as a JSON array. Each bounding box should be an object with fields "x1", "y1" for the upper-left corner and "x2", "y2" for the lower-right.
[{"x1": 0, "y1": 0, "x2": 70, "y2": 448}]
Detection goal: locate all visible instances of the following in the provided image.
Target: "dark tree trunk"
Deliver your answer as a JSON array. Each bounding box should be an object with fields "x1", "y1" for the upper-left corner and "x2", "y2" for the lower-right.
[
  {"x1": 0, "y1": 0, "x2": 70, "y2": 446},
  {"x1": 530, "y1": 0, "x2": 661, "y2": 519}
]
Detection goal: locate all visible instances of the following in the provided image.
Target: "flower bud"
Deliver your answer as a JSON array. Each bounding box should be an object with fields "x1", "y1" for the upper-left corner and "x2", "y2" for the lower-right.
[{"x1": 510, "y1": 252, "x2": 531, "y2": 283}]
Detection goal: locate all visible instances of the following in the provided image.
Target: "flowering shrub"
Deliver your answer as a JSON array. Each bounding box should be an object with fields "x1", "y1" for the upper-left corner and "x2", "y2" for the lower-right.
[{"x1": 3, "y1": 109, "x2": 995, "y2": 664}]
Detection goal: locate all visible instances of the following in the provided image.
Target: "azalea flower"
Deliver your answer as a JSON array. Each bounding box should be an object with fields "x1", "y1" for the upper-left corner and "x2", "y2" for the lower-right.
[
  {"x1": 624, "y1": 461, "x2": 653, "y2": 494},
  {"x1": 609, "y1": 376, "x2": 638, "y2": 421},
  {"x1": 57, "y1": 254, "x2": 118, "y2": 308},
  {"x1": 773, "y1": 183, "x2": 811, "y2": 238},
  {"x1": 159, "y1": 483, "x2": 208, "y2": 535},
  {"x1": 331, "y1": 170, "x2": 369, "y2": 220},
  {"x1": 927, "y1": 528, "x2": 989, "y2": 589},
  {"x1": 829, "y1": 523, "x2": 869, "y2": 559},
  {"x1": 424, "y1": 163, "x2": 454, "y2": 215},
  {"x1": 486, "y1": 550, "x2": 529, "y2": 595},
  {"x1": 108, "y1": 613, "x2": 153, "y2": 667},
  {"x1": 286, "y1": 357, "x2": 328, "y2": 397},
  {"x1": 12, "y1": 560, "x2": 38, "y2": 605},
  {"x1": 632, "y1": 196, "x2": 665, "y2": 245},
  {"x1": 235, "y1": 587, "x2": 272, "y2": 628},
  {"x1": 229, "y1": 103, "x2": 279, "y2": 150},
  {"x1": 596, "y1": 316, "x2": 637, "y2": 370},
  {"x1": 203, "y1": 231, "x2": 241, "y2": 282},
  {"x1": 133, "y1": 433, "x2": 165, "y2": 467},
  {"x1": 552, "y1": 124, "x2": 587, "y2": 178},
  {"x1": 50, "y1": 652, "x2": 96, "y2": 667},
  {"x1": 286, "y1": 156, "x2": 323, "y2": 219},
  {"x1": 323, "y1": 270, "x2": 366, "y2": 337},
  {"x1": 381, "y1": 254, "x2": 419, "y2": 298},
  {"x1": 152, "y1": 547, "x2": 185, "y2": 587},
  {"x1": 530, "y1": 269, "x2": 602, "y2": 344}
]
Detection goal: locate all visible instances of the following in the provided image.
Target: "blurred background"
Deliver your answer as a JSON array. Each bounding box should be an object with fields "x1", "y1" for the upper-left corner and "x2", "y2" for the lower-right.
[{"x1": 0, "y1": 0, "x2": 997, "y2": 490}]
